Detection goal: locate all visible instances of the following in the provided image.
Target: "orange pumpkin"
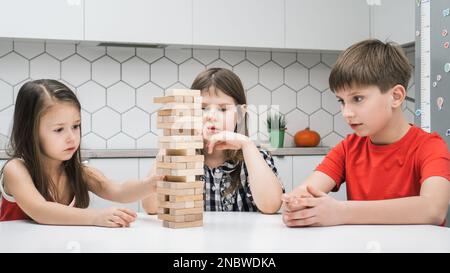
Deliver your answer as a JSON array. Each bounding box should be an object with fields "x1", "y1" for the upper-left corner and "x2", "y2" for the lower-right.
[{"x1": 294, "y1": 127, "x2": 320, "y2": 147}]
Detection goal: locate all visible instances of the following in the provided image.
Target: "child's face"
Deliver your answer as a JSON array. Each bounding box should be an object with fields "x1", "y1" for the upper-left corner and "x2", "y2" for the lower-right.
[
  {"x1": 38, "y1": 102, "x2": 81, "y2": 162},
  {"x1": 201, "y1": 86, "x2": 240, "y2": 139},
  {"x1": 335, "y1": 85, "x2": 395, "y2": 138}
]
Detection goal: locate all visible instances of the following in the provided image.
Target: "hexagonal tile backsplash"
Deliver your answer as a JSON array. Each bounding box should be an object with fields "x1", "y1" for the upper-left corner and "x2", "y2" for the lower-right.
[{"x1": 0, "y1": 40, "x2": 416, "y2": 150}]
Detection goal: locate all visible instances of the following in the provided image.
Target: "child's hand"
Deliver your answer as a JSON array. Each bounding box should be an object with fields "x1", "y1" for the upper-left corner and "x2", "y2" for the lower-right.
[
  {"x1": 145, "y1": 162, "x2": 165, "y2": 192},
  {"x1": 145, "y1": 174, "x2": 165, "y2": 193},
  {"x1": 281, "y1": 193, "x2": 312, "y2": 212},
  {"x1": 282, "y1": 185, "x2": 344, "y2": 227},
  {"x1": 205, "y1": 131, "x2": 252, "y2": 154},
  {"x1": 93, "y1": 208, "x2": 137, "y2": 228}
]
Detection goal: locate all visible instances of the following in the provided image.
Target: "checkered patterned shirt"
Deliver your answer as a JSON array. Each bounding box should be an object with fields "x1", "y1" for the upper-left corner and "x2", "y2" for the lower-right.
[{"x1": 202, "y1": 149, "x2": 283, "y2": 212}]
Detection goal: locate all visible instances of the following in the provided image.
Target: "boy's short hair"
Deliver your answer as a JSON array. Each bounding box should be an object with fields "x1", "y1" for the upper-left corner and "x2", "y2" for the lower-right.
[{"x1": 329, "y1": 39, "x2": 412, "y2": 93}]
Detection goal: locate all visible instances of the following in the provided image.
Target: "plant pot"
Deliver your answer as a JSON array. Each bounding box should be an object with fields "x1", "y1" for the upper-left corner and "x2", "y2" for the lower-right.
[{"x1": 269, "y1": 130, "x2": 285, "y2": 148}]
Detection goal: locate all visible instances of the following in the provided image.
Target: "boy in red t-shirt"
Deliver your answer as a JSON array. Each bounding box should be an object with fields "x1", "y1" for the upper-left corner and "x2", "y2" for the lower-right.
[{"x1": 282, "y1": 39, "x2": 450, "y2": 227}]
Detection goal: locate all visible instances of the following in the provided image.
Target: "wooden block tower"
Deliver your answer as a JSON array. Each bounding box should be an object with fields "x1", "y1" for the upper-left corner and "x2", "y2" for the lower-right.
[{"x1": 153, "y1": 89, "x2": 205, "y2": 228}]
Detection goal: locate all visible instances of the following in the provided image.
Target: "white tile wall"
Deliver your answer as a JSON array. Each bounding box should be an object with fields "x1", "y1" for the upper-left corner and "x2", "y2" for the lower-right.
[{"x1": 0, "y1": 40, "x2": 416, "y2": 151}]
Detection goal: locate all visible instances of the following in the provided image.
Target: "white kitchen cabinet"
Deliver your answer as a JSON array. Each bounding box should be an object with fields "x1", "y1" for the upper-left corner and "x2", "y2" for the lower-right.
[
  {"x1": 138, "y1": 158, "x2": 155, "y2": 212},
  {"x1": 86, "y1": 158, "x2": 139, "y2": 211},
  {"x1": 370, "y1": 0, "x2": 415, "y2": 45},
  {"x1": 0, "y1": 0, "x2": 83, "y2": 40},
  {"x1": 285, "y1": 0, "x2": 370, "y2": 51},
  {"x1": 292, "y1": 155, "x2": 347, "y2": 200},
  {"x1": 292, "y1": 155, "x2": 324, "y2": 189},
  {"x1": 193, "y1": 0, "x2": 284, "y2": 48},
  {"x1": 84, "y1": 0, "x2": 193, "y2": 45},
  {"x1": 273, "y1": 156, "x2": 293, "y2": 193}
]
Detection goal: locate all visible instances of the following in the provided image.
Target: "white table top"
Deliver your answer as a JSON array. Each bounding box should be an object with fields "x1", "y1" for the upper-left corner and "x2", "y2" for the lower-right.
[{"x1": 1, "y1": 212, "x2": 449, "y2": 253}]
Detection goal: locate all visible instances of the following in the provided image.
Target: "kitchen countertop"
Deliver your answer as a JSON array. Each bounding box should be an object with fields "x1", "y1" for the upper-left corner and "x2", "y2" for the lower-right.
[
  {"x1": 1, "y1": 212, "x2": 449, "y2": 253},
  {"x1": 0, "y1": 147, "x2": 330, "y2": 160}
]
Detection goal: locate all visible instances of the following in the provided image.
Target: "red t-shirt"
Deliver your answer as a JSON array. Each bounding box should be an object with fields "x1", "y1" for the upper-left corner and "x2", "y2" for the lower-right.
[{"x1": 316, "y1": 125, "x2": 450, "y2": 223}]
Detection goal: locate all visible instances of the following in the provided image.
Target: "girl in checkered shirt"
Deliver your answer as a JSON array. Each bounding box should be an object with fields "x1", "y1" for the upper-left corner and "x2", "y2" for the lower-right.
[{"x1": 143, "y1": 68, "x2": 284, "y2": 213}]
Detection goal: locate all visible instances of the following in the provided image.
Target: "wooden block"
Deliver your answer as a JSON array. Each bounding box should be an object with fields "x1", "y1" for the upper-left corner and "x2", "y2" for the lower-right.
[
  {"x1": 153, "y1": 96, "x2": 184, "y2": 104},
  {"x1": 156, "y1": 161, "x2": 187, "y2": 170},
  {"x1": 158, "y1": 142, "x2": 203, "y2": 149},
  {"x1": 194, "y1": 200, "x2": 204, "y2": 208},
  {"x1": 195, "y1": 188, "x2": 204, "y2": 195},
  {"x1": 162, "y1": 155, "x2": 204, "y2": 163},
  {"x1": 186, "y1": 162, "x2": 203, "y2": 169},
  {"x1": 159, "y1": 207, "x2": 203, "y2": 216},
  {"x1": 165, "y1": 175, "x2": 197, "y2": 182},
  {"x1": 157, "y1": 187, "x2": 196, "y2": 196},
  {"x1": 157, "y1": 168, "x2": 204, "y2": 176},
  {"x1": 165, "y1": 149, "x2": 197, "y2": 156},
  {"x1": 159, "y1": 200, "x2": 195, "y2": 209},
  {"x1": 184, "y1": 96, "x2": 194, "y2": 103},
  {"x1": 157, "y1": 116, "x2": 202, "y2": 123},
  {"x1": 162, "y1": 220, "x2": 203, "y2": 229},
  {"x1": 157, "y1": 194, "x2": 169, "y2": 202},
  {"x1": 158, "y1": 109, "x2": 202, "y2": 117},
  {"x1": 169, "y1": 194, "x2": 203, "y2": 202},
  {"x1": 159, "y1": 194, "x2": 200, "y2": 204},
  {"x1": 184, "y1": 213, "x2": 203, "y2": 222},
  {"x1": 153, "y1": 95, "x2": 201, "y2": 104},
  {"x1": 166, "y1": 89, "x2": 201, "y2": 97},
  {"x1": 158, "y1": 135, "x2": 203, "y2": 143},
  {"x1": 162, "y1": 103, "x2": 201, "y2": 110},
  {"x1": 158, "y1": 213, "x2": 203, "y2": 223},
  {"x1": 156, "y1": 121, "x2": 203, "y2": 130},
  {"x1": 163, "y1": 128, "x2": 202, "y2": 136},
  {"x1": 157, "y1": 181, "x2": 204, "y2": 189}
]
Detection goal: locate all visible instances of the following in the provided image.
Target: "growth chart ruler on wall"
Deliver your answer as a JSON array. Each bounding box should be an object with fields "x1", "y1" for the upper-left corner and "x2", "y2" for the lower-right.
[{"x1": 415, "y1": 0, "x2": 450, "y2": 149}]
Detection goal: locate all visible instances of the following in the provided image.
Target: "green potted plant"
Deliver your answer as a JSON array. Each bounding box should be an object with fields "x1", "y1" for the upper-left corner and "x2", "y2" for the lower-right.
[{"x1": 266, "y1": 110, "x2": 287, "y2": 148}]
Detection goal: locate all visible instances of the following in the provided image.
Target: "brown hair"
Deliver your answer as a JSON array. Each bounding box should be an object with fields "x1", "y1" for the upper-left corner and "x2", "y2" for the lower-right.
[
  {"x1": 191, "y1": 68, "x2": 249, "y2": 194},
  {"x1": 3, "y1": 79, "x2": 90, "y2": 208},
  {"x1": 329, "y1": 39, "x2": 412, "y2": 93}
]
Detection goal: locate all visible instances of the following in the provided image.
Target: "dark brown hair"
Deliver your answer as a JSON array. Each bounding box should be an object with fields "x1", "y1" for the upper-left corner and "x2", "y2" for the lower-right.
[
  {"x1": 191, "y1": 68, "x2": 249, "y2": 194},
  {"x1": 4, "y1": 79, "x2": 90, "y2": 208},
  {"x1": 329, "y1": 39, "x2": 412, "y2": 93}
]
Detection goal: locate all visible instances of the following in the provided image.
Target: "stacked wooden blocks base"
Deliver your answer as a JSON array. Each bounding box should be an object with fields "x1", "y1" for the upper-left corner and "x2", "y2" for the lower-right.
[{"x1": 153, "y1": 89, "x2": 205, "y2": 228}]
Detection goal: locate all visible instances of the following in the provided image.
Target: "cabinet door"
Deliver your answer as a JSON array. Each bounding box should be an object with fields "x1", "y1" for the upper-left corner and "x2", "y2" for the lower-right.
[
  {"x1": 286, "y1": 0, "x2": 370, "y2": 51},
  {"x1": 193, "y1": 0, "x2": 284, "y2": 48},
  {"x1": 0, "y1": 0, "x2": 83, "y2": 40},
  {"x1": 292, "y1": 156, "x2": 324, "y2": 189},
  {"x1": 85, "y1": 0, "x2": 192, "y2": 45},
  {"x1": 371, "y1": 0, "x2": 415, "y2": 45},
  {"x1": 273, "y1": 156, "x2": 293, "y2": 194},
  {"x1": 87, "y1": 158, "x2": 139, "y2": 211},
  {"x1": 292, "y1": 155, "x2": 347, "y2": 200}
]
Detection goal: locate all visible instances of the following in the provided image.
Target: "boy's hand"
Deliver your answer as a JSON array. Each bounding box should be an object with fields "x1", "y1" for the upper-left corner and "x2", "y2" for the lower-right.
[
  {"x1": 281, "y1": 193, "x2": 312, "y2": 212},
  {"x1": 282, "y1": 185, "x2": 344, "y2": 227},
  {"x1": 281, "y1": 185, "x2": 313, "y2": 212},
  {"x1": 205, "y1": 131, "x2": 252, "y2": 154},
  {"x1": 93, "y1": 208, "x2": 137, "y2": 228}
]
